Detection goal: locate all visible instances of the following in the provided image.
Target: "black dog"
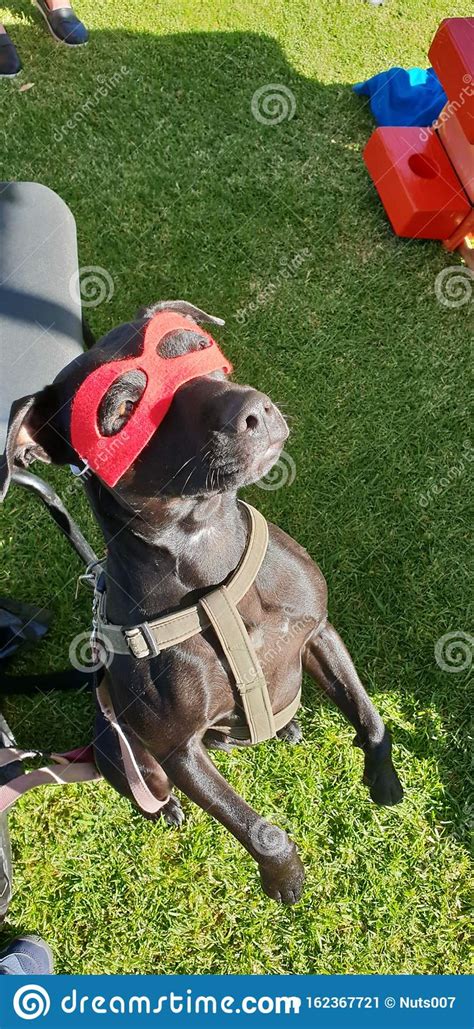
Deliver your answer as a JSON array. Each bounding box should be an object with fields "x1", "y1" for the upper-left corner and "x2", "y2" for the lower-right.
[{"x1": 0, "y1": 300, "x2": 403, "y2": 905}]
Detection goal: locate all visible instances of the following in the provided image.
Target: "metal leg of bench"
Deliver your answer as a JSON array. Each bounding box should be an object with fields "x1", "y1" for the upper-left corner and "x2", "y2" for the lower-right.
[
  {"x1": 11, "y1": 469, "x2": 98, "y2": 569},
  {"x1": 0, "y1": 714, "x2": 17, "y2": 919}
]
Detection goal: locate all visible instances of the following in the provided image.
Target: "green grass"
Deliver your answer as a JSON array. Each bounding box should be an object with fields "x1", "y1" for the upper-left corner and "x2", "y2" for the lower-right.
[{"x1": 0, "y1": 0, "x2": 472, "y2": 975}]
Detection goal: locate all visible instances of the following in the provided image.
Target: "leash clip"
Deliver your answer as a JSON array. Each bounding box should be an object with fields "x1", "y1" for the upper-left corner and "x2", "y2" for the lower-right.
[
  {"x1": 75, "y1": 559, "x2": 105, "y2": 600},
  {"x1": 69, "y1": 461, "x2": 90, "y2": 478}
]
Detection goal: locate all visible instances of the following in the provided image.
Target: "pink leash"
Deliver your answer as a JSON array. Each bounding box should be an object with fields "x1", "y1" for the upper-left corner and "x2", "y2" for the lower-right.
[
  {"x1": 95, "y1": 680, "x2": 170, "y2": 815},
  {"x1": 0, "y1": 745, "x2": 100, "y2": 814},
  {"x1": 0, "y1": 690, "x2": 169, "y2": 816}
]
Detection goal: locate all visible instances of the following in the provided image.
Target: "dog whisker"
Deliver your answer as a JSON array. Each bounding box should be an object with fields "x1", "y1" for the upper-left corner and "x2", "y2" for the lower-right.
[
  {"x1": 181, "y1": 464, "x2": 197, "y2": 495},
  {"x1": 168, "y1": 454, "x2": 196, "y2": 485}
]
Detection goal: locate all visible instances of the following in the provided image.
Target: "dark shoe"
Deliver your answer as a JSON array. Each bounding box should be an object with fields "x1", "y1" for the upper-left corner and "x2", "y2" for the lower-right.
[
  {"x1": 34, "y1": 0, "x2": 88, "y2": 46},
  {"x1": 0, "y1": 33, "x2": 21, "y2": 78},
  {"x1": 0, "y1": 936, "x2": 54, "y2": 975}
]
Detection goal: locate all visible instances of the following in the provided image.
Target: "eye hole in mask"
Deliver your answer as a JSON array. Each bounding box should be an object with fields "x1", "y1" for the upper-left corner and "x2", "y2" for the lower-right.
[
  {"x1": 99, "y1": 370, "x2": 147, "y2": 437},
  {"x1": 157, "y1": 328, "x2": 212, "y2": 359}
]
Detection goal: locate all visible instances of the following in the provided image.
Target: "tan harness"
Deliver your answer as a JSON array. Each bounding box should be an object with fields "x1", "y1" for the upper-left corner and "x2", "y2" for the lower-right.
[
  {"x1": 94, "y1": 501, "x2": 301, "y2": 746},
  {"x1": 0, "y1": 503, "x2": 304, "y2": 818}
]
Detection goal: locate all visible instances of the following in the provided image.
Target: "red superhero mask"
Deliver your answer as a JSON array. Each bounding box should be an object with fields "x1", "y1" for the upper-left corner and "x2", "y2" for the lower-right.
[{"x1": 70, "y1": 310, "x2": 232, "y2": 487}]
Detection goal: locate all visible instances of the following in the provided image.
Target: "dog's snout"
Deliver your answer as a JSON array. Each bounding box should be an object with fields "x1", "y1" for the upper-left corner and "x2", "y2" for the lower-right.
[
  {"x1": 215, "y1": 389, "x2": 280, "y2": 436},
  {"x1": 232, "y1": 393, "x2": 273, "y2": 434}
]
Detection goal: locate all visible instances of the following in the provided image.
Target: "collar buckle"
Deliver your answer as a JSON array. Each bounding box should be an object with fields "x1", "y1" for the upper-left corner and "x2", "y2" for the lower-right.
[{"x1": 125, "y1": 623, "x2": 161, "y2": 660}]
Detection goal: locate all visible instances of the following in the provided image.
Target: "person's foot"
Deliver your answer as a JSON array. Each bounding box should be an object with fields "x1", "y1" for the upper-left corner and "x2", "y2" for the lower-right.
[
  {"x1": 0, "y1": 936, "x2": 54, "y2": 975},
  {"x1": 33, "y1": 0, "x2": 88, "y2": 46},
  {"x1": 0, "y1": 27, "x2": 22, "y2": 78}
]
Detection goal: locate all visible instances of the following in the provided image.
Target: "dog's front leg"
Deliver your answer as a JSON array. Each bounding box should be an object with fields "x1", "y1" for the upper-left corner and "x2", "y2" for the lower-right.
[
  {"x1": 93, "y1": 705, "x2": 184, "y2": 827},
  {"x1": 303, "y1": 621, "x2": 403, "y2": 806},
  {"x1": 162, "y1": 739, "x2": 305, "y2": 904}
]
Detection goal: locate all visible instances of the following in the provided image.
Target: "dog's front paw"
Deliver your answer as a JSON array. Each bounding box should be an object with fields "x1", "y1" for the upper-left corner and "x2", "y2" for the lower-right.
[
  {"x1": 258, "y1": 837, "x2": 305, "y2": 905},
  {"x1": 136, "y1": 792, "x2": 185, "y2": 826},
  {"x1": 363, "y1": 758, "x2": 404, "y2": 806},
  {"x1": 355, "y1": 731, "x2": 404, "y2": 807},
  {"x1": 260, "y1": 853, "x2": 305, "y2": 905},
  {"x1": 161, "y1": 793, "x2": 185, "y2": 827}
]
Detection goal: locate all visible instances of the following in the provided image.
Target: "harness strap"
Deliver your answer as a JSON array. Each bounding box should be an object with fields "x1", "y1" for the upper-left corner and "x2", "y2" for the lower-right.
[
  {"x1": 99, "y1": 502, "x2": 269, "y2": 660},
  {"x1": 214, "y1": 685, "x2": 302, "y2": 740},
  {"x1": 201, "y1": 587, "x2": 275, "y2": 744}
]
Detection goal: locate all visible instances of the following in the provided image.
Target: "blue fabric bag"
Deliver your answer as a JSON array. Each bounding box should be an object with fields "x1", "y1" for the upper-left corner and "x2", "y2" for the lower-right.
[{"x1": 353, "y1": 67, "x2": 447, "y2": 126}]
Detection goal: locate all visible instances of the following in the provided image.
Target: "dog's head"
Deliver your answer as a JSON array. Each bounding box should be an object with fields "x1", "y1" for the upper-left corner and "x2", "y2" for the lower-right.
[{"x1": 0, "y1": 301, "x2": 288, "y2": 509}]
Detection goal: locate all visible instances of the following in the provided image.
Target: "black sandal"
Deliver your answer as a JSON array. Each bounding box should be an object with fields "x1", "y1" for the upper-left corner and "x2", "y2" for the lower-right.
[
  {"x1": 34, "y1": 0, "x2": 88, "y2": 46},
  {"x1": 0, "y1": 33, "x2": 21, "y2": 78}
]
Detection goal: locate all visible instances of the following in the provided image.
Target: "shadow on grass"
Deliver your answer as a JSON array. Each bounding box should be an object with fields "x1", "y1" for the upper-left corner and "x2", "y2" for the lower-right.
[{"x1": 0, "y1": 19, "x2": 471, "y2": 879}]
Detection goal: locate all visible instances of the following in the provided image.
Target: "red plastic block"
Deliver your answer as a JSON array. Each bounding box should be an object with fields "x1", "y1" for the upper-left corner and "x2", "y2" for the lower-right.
[
  {"x1": 437, "y1": 105, "x2": 474, "y2": 204},
  {"x1": 363, "y1": 127, "x2": 471, "y2": 239},
  {"x1": 429, "y1": 18, "x2": 474, "y2": 144}
]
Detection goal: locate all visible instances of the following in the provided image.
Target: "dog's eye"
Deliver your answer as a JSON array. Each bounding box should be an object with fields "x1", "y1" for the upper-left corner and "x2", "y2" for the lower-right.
[
  {"x1": 99, "y1": 371, "x2": 146, "y2": 436},
  {"x1": 111, "y1": 400, "x2": 134, "y2": 432},
  {"x1": 107, "y1": 398, "x2": 138, "y2": 435}
]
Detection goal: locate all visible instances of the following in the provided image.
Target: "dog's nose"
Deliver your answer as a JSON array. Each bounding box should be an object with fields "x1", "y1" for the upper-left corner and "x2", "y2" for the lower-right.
[{"x1": 215, "y1": 388, "x2": 280, "y2": 436}]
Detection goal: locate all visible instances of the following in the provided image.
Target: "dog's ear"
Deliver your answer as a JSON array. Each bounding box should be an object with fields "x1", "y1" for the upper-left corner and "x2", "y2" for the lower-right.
[
  {"x1": 136, "y1": 299, "x2": 225, "y2": 327},
  {"x1": 0, "y1": 385, "x2": 72, "y2": 501}
]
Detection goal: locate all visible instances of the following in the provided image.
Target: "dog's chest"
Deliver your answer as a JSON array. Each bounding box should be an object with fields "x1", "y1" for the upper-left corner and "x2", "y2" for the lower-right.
[
  {"x1": 248, "y1": 613, "x2": 291, "y2": 660},
  {"x1": 244, "y1": 605, "x2": 312, "y2": 690}
]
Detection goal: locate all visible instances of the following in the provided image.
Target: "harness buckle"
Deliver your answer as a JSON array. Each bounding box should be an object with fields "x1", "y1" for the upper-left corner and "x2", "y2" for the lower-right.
[{"x1": 125, "y1": 623, "x2": 161, "y2": 660}]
